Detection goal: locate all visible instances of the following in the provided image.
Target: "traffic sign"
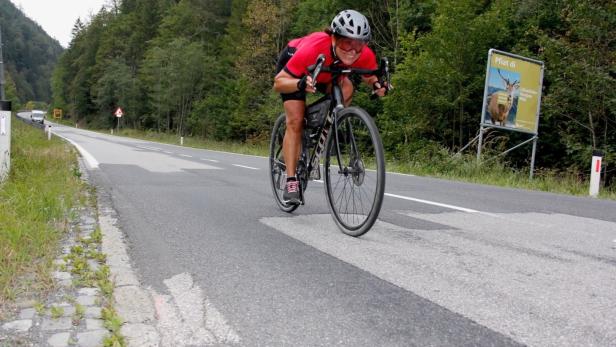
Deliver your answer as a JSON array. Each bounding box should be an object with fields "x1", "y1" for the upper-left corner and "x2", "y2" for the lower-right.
[{"x1": 114, "y1": 107, "x2": 123, "y2": 117}]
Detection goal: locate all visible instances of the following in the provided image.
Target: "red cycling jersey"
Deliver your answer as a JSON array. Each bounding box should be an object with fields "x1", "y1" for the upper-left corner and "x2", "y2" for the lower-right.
[{"x1": 284, "y1": 32, "x2": 378, "y2": 84}]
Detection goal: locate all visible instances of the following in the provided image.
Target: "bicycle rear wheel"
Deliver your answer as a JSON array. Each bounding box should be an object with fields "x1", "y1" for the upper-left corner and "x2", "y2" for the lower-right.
[
  {"x1": 269, "y1": 113, "x2": 299, "y2": 212},
  {"x1": 324, "y1": 107, "x2": 385, "y2": 236}
]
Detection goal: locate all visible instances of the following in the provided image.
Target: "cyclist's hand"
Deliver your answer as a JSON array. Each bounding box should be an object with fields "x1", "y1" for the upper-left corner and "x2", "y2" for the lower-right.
[
  {"x1": 305, "y1": 75, "x2": 316, "y2": 94},
  {"x1": 372, "y1": 81, "x2": 390, "y2": 97}
]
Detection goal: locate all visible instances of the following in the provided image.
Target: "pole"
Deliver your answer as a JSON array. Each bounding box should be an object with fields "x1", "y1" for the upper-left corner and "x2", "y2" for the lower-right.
[
  {"x1": 589, "y1": 150, "x2": 603, "y2": 197},
  {"x1": 0, "y1": 26, "x2": 6, "y2": 100},
  {"x1": 0, "y1": 28, "x2": 9, "y2": 181},
  {"x1": 477, "y1": 125, "x2": 484, "y2": 161},
  {"x1": 0, "y1": 101, "x2": 11, "y2": 181},
  {"x1": 529, "y1": 136, "x2": 538, "y2": 179}
]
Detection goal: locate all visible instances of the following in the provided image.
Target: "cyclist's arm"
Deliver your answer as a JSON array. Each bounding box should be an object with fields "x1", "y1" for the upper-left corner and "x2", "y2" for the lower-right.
[
  {"x1": 361, "y1": 75, "x2": 387, "y2": 97},
  {"x1": 274, "y1": 70, "x2": 316, "y2": 94}
]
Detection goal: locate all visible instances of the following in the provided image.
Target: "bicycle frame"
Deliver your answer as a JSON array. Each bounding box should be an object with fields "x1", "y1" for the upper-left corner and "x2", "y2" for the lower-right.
[
  {"x1": 304, "y1": 60, "x2": 388, "y2": 185},
  {"x1": 306, "y1": 83, "x2": 343, "y2": 179}
]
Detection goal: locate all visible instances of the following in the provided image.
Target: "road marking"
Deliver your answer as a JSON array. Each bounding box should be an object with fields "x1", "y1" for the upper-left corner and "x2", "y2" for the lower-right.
[
  {"x1": 306, "y1": 180, "x2": 487, "y2": 215},
  {"x1": 137, "y1": 145, "x2": 161, "y2": 151},
  {"x1": 179, "y1": 154, "x2": 193, "y2": 158},
  {"x1": 201, "y1": 158, "x2": 219, "y2": 163},
  {"x1": 163, "y1": 151, "x2": 173, "y2": 154},
  {"x1": 385, "y1": 193, "x2": 483, "y2": 214},
  {"x1": 152, "y1": 273, "x2": 240, "y2": 346},
  {"x1": 51, "y1": 130, "x2": 100, "y2": 169},
  {"x1": 261, "y1": 212, "x2": 616, "y2": 347},
  {"x1": 232, "y1": 164, "x2": 259, "y2": 170}
]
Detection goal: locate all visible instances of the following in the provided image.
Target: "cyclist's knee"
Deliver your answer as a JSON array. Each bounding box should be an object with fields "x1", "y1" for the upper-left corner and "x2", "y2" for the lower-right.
[
  {"x1": 284, "y1": 101, "x2": 305, "y2": 133},
  {"x1": 286, "y1": 115, "x2": 303, "y2": 133},
  {"x1": 341, "y1": 77, "x2": 354, "y2": 105}
]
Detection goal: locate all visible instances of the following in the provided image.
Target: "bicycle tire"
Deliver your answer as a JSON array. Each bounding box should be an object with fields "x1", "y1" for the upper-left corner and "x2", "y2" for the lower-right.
[
  {"x1": 324, "y1": 107, "x2": 385, "y2": 236},
  {"x1": 269, "y1": 113, "x2": 299, "y2": 212}
]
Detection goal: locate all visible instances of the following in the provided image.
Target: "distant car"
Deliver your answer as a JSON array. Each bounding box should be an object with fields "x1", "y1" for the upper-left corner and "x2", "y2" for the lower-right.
[{"x1": 31, "y1": 110, "x2": 45, "y2": 123}]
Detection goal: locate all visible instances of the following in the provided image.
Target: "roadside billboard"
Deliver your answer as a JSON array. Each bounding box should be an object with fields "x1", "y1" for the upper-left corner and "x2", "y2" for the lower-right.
[{"x1": 480, "y1": 49, "x2": 544, "y2": 134}]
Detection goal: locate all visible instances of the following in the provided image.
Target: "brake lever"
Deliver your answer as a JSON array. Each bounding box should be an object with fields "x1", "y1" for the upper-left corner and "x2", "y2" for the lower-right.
[
  {"x1": 381, "y1": 58, "x2": 390, "y2": 95},
  {"x1": 370, "y1": 57, "x2": 390, "y2": 99},
  {"x1": 310, "y1": 54, "x2": 326, "y2": 89}
]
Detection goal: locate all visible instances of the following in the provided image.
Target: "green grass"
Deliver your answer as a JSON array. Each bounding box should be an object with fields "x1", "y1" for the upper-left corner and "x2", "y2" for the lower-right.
[
  {"x1": 387, "y1": 150, "x2": 616, "y2": 199},
  {"x1": 0, "y1": 116, "x2": 83, "y2": 303},
  {"x1": 50, "y1": 305, "x2": 64, "y2": 319}
]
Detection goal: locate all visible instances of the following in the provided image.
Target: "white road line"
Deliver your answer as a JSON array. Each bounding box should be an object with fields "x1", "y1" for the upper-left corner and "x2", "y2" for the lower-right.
[
  {"x1": 232, "y1": 164, "x2": 259, "y2": 170},
  {"x1": 137, "y1": 146, "x2": 161, "y2": 151},
  {"x1": 163, "y1": 151, "x2": 173, "y2": 154},
  {"x1": 51, "y1": 130, "x2": 100, "y2": 169},
  {"x1": 385, "y1": 193, "x2": 482, "y2": 214},
  {"x1": 304, "y1": 180, "x2": 486, "y2": 214},
  {"x1": 179, "y1": 154, "x2": 193, "y2": 158},
  {"x1": 201, "y1": 158, "x2": 219, "y2": 163}
]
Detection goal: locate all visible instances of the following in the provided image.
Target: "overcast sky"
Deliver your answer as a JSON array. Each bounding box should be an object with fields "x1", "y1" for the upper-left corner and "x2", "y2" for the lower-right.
[{"x1": 11, "y1": 0, "x2": 108, "y2": 48}]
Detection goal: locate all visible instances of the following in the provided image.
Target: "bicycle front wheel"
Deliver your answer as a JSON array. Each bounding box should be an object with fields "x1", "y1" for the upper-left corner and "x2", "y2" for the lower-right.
[
  {"x1": 324, "y1": 107, "x2": 385, "y2": 237},
  {"x1": 269, "y1": 113, "x2": 299, "y2": 213}
]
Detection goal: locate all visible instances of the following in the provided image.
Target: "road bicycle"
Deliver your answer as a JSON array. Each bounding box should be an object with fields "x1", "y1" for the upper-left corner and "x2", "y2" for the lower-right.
[{"x1": 269, "y1": 54, "x2": 390, "y2": 237}]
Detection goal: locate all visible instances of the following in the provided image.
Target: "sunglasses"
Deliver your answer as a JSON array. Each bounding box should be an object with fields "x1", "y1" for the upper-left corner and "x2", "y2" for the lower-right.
[{"x1": 336, "y1": 37, "x2": 367, "y2": 53}]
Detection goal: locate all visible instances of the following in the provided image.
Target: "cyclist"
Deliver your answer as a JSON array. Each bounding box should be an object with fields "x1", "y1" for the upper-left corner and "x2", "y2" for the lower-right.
[{"x1": 273, "y1": 9, "x2": 388, "y2": 205}]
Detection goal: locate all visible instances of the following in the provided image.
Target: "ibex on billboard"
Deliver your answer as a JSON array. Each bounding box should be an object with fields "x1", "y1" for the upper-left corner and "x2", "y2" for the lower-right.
[{"x1": 487, "y1": 69, "x2": 520, "y2": 126}]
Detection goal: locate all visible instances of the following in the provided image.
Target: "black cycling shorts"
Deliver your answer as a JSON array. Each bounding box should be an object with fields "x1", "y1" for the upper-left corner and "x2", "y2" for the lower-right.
[{"x1": 275, "y1": 46, "x2": 326, "y2": 102}]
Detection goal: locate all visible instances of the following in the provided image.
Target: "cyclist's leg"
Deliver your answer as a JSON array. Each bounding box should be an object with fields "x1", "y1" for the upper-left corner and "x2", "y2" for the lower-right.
[
  {"x1": 322, "y1": 77, "x2": 353, "y2": 106},
  {"x1": 282, "y1": 99, "x2": 305, "y2": 177},
  {"x1": 341, "y1": 76, "x2": 355, "y2": 106}
]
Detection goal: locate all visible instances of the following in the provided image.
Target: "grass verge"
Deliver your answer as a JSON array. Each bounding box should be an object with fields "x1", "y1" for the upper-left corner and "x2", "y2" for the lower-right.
[{"x1": 0, "y1": 116, "x2": 83, "y2": 305}]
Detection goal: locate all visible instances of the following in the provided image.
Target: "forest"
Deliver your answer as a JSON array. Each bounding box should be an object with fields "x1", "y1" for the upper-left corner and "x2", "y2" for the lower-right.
[
  {"x1": 0, "y1": 0, "x2": 63, "y2": 103},
  {"x1": 48, "y1": 0, "x2": 615, "y2": 186}
]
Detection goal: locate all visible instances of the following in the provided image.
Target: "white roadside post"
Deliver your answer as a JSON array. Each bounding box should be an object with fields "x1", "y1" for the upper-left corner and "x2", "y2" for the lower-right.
[
  {"x1": 0, "y1": 28, "x2": 9, "y2": 181},
  {"x1": 47, "y1": 123, "x2": 52, "y2": 140},
  {"x1": 589, "y1": 150, "x2": 603, "y2": 197},
  {"x1": 0, "y1": 101, "x2": 11, "y2": 181}
]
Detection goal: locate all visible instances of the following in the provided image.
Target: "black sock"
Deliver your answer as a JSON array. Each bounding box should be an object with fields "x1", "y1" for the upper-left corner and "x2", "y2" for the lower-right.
[{"x1": 287, "y1": 176, "x2": 297, "y2": 182}]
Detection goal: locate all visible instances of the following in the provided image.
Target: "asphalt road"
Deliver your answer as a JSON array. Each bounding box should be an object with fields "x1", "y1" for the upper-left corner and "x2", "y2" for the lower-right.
[{"x1": 48, "y1": 123, "x2": 616, "y2": 346}]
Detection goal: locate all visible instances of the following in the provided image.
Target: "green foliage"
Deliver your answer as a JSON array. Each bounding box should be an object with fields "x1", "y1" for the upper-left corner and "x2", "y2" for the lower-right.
[
  {"x1": 102, "y1": 306, "x2": 126, "y2": 347},
  {"x1": 3, "y1": 72, "x2": 21, "y2": 110},
  {"x1": 50, "y1": 305, "x2": 65, "y2": 319},
  {"x1": 48, "y1": 0, "x2": 615, "y2": 187},
  {"x1": 34, "y1": 301, "x2": 46, "y2": 315},
  {"x1": 0, "y1": 117, "x2": 82, "y2": 301},
  {"x1": 0, "y1": 0, "x2": 64, "y2": 102}
]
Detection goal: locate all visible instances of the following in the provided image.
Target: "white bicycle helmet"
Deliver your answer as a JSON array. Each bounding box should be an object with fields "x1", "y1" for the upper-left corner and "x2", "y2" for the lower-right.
[{"x1": 330, "y1": 9, "x2": 371, "y2": 41}]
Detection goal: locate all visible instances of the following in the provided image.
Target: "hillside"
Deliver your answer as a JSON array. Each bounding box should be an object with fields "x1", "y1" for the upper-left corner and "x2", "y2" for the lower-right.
[{"x1": 0, "y1": 0, "x2": 64, "y2": 104}]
